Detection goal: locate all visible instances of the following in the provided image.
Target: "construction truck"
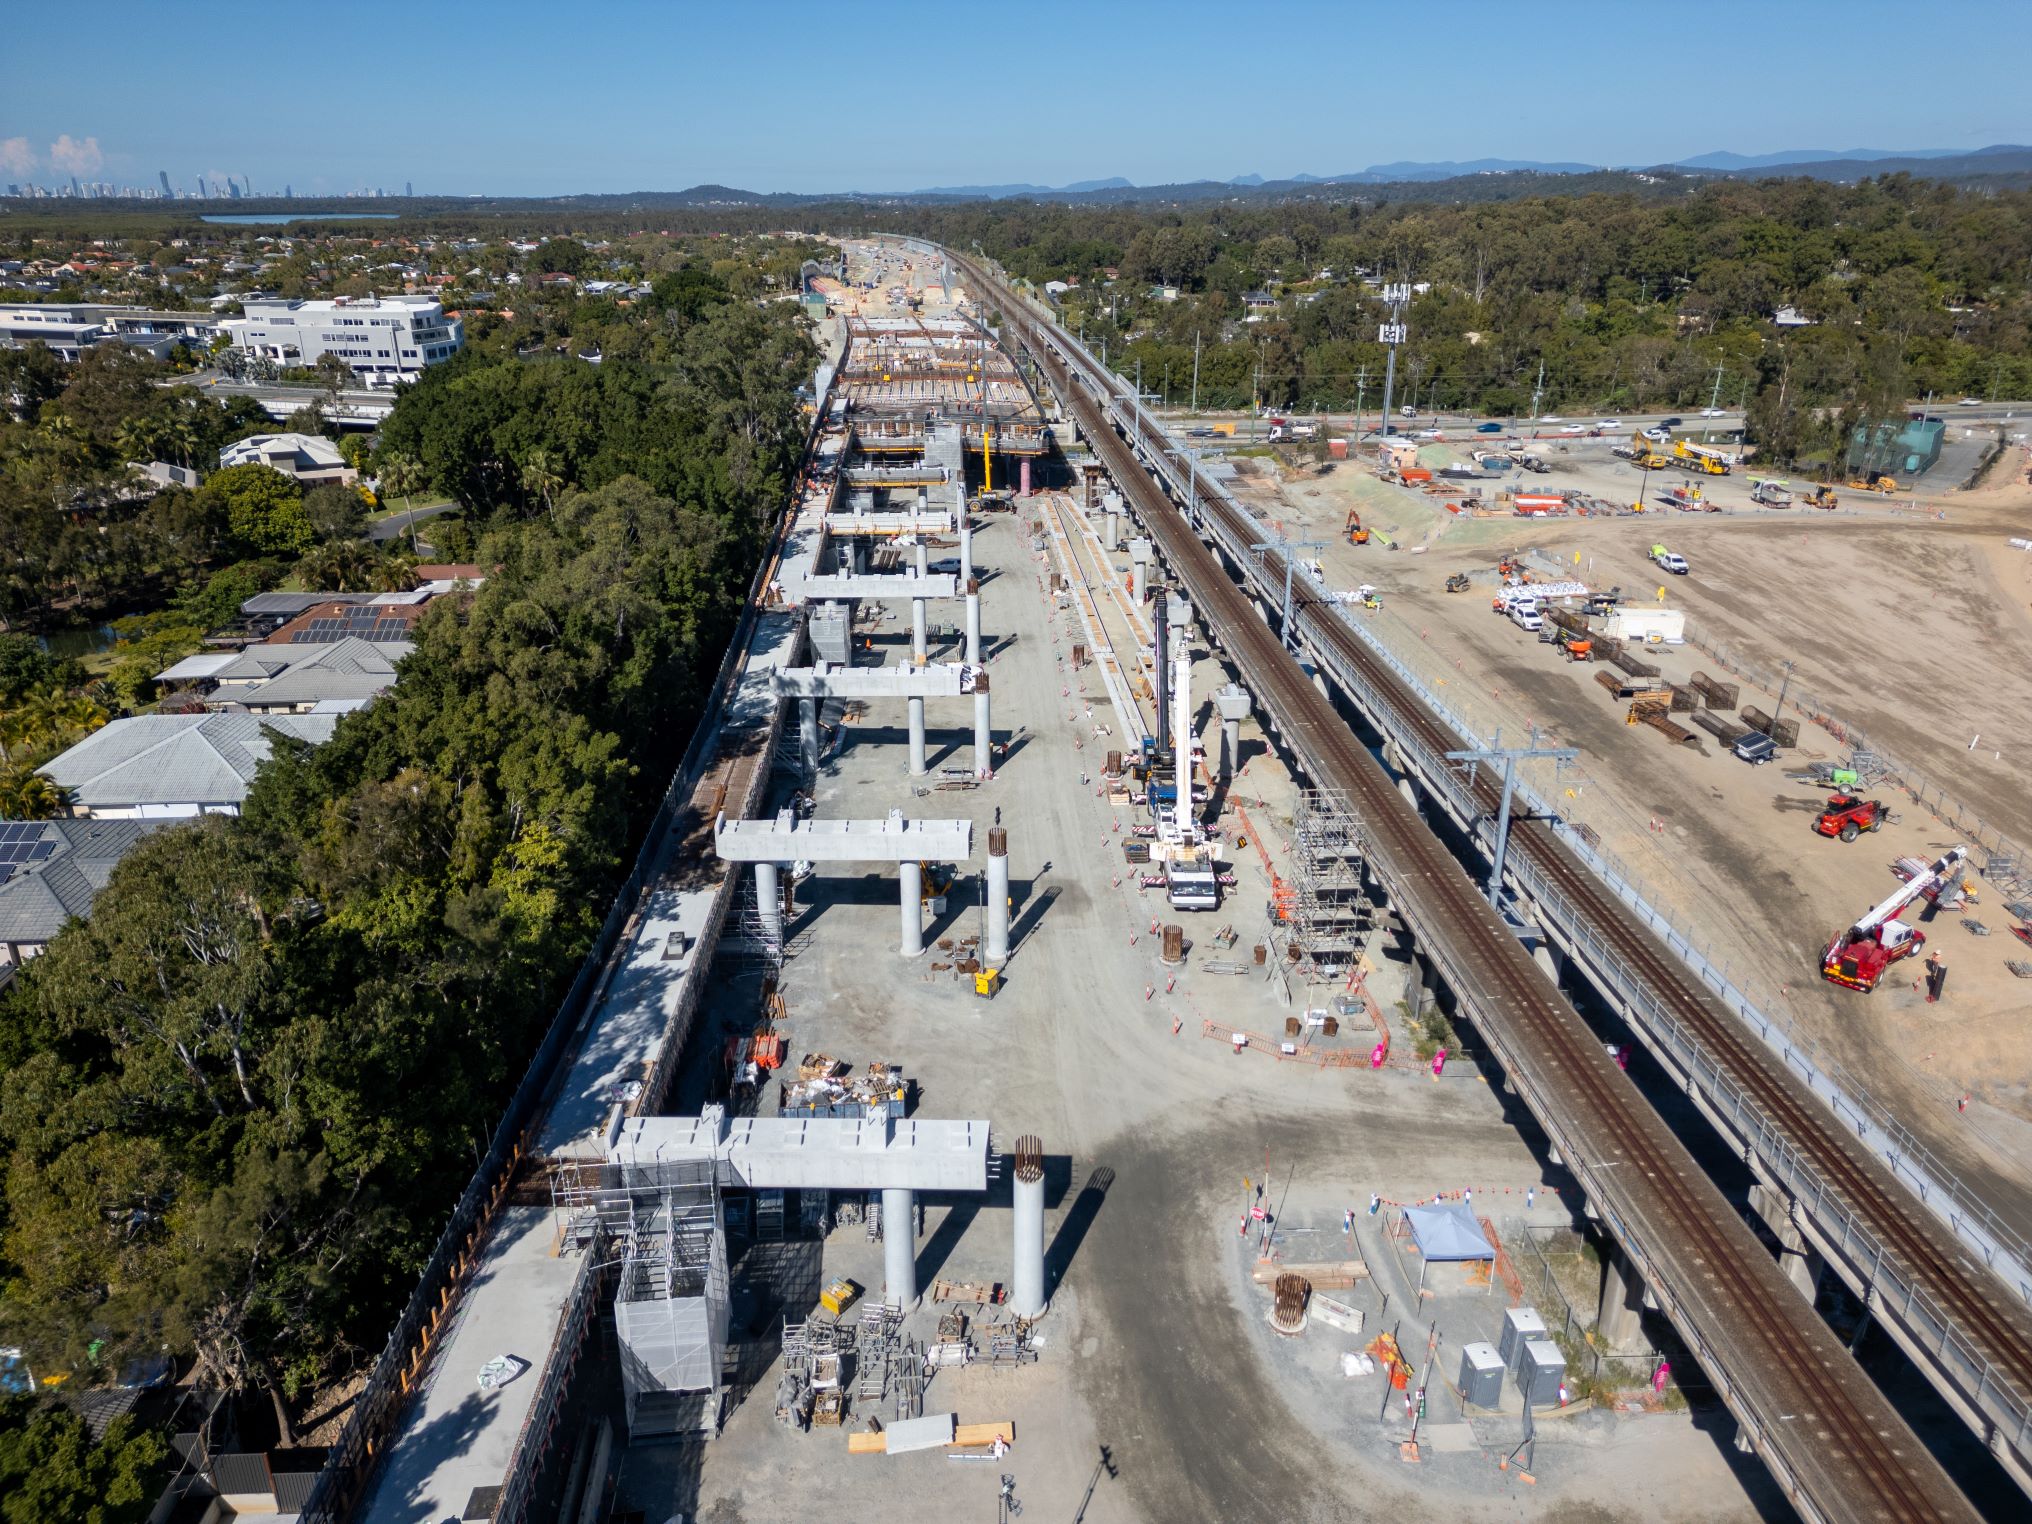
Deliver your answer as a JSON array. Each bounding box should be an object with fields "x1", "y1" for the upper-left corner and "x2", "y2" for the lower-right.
[
  {"x1": 1801, "y1": 484, "x2": 1840, "y2": 509},
  {"x1": 1345, "y1": 508, "x2": 1369, "y2": 545},
  {"x1": 1749, "y1": 477, "x2": 1792, "y2": 507},
  {"x1": 1163, "y1": 847, "x2": 1219, "y2": 911},
  {"x1": 1822, "y1": 846, "x2": 1968, "y2": 991},
  {"x1": 1814, "y1": 793, "x2": 1887, "y2": 842},
  {"x1": 1673, "y1": 440, "x2": 1731, "y2": 475},
  {"x1": 1846, "y1": 472, "x2": 1897, "y2": 494}
]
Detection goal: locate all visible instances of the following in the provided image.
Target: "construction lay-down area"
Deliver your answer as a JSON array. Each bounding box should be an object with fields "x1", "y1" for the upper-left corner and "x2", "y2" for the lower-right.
[
  {"x1": 338, "y1": 242, "x2": 2028, "y2": 1524},
  {"x1": 1223, "y1": 434, "x2": 2032, "y2": 1240},
  {"x1": 594, "y1": 248, "x2": 1810, "y2": 1524}
]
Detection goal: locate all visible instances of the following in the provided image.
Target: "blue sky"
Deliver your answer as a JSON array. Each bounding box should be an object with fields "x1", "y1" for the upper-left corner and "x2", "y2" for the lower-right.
[{"x1": 5, "y1": 0, "x2": 2025, "y2": 196}]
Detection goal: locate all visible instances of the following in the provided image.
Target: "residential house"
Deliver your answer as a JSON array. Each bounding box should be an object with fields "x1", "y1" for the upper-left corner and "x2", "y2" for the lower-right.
[
  {"x1": 156, "y1": 636, "x2": 412, "y2": 714},
  {"x1": 217, "y1": 433, "x2": 357, "y2": 486},
  {"x1": 39, "y1": 713, "x2": 339, "y2": 818},
  {"x1": 0, "y1": 818, "x2": 168, "y2": 965}
]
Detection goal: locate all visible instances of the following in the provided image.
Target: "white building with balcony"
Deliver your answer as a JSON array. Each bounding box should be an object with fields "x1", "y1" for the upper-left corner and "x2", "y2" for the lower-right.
[{"x1": 222, "y1": 294, "x2": 463, "y2": 380}]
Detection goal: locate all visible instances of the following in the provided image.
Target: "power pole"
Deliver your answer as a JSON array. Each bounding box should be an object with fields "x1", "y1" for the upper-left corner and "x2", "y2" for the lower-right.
[
  {"x1": 1249, "y1": 536, "x2": 1327, "y2": 654},
  {"x1": 1529, "y1": 359, "x2": 1546, "y2": 422},
  {"x1": 1375, "y1": 279, "x2": 1410, "y2": 451},
  {"x1": 1353, "y1": 363, "x2": 1368, "y2": 446},
  {"x1": 1445, "y1": 731, "x2": 1577, "y2": 911},
  {"x1": 1704, "y1": 361, "x2": 1724, "y2": 444},
  {"x1": 1191, "y1": 328, "x2": 1201, "y2": 413}
]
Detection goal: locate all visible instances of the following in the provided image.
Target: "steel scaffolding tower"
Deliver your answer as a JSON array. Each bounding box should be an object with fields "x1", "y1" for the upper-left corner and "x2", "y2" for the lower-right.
[{"x1": 1288, "y1": 788, "x2": 1373, "y2": 985}]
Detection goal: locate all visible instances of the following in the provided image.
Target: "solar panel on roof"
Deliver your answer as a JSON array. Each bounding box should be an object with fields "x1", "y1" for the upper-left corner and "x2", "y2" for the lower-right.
[{"x1": 28, "y1": 841, "x2": 55, "y2": 860}]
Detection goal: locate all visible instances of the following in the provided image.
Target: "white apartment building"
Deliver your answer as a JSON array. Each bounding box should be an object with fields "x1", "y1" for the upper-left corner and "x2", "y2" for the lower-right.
[{"x1": 222, "y1": 294, "x2": 463, "y2": 379}]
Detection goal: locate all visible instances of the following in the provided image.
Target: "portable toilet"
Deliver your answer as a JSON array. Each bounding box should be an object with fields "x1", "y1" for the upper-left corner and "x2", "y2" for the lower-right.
[
  {"x1": 1516, "y1": 1338, "x2": 1567, "y2": 1404},
  {"x1": 1458, "y1": 1342, "x2": 1505, "y2": 1408},
  {"x1": 1499, "y1": 1306, "x2": 1548, "y2": 1365}
]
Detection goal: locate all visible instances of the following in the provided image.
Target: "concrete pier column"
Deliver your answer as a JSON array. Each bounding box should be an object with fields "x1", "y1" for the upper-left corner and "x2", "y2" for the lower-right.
[
  {"x1": 754, "y1": 862, "x2": 783, "y2": 945},
  {"x1": 1750, "y1": 1182, "x2": 1825, "y2": 1300},
  {"x1": 1011, "y1": 1137, "x2": 1047, "y2": 1319},
  {"x1": 1397, "y1": 776, "x2": 1421, "y2": 814},
  {"x1": 1596, "y1": 1249, "x2": 1645, "y2": 1350},
  {"x1": 899, "y1": 860, "x2": 924, "y2": 957},
  {"x1": 915, "y1": 540, "x2": 929, "y2": 578},
  {"x1": 1215, "y1": 685, "x2": 1251, "y2": 783},
  {"x1": 973, "y1": 673, "x2": 993, "y2": 777},
  {"x1": 883, "y1": 1186, "x2": 919, "y2": 1310},
  {"x1": 960, "y1": 518, "x2": 974, "y2": 582},
  {"x1": 1019, "y1": 458, "x2": 1032, "y2": 497},
  {"x1": 800, "y1": 698, "x2": 819, "y2": 778},
  {"x1": 986, "y1": 826, "x2": 1010, "y2": 965},
  {"x1": 1532, "y1": 940, "x2": 1564, "y2": 985},
  {"x1": 912, "y1": 597, "x2": 928, "y2": 665},
  {"x1": 907, "y1": 695, "x2": 927, "y2": 777},
  {"x1": 1101, "y1": 492, "x2": 1120, "y2": 551},
  {"x1": 965, "y1": 581, "x2": 981, "y2": 664},
  {"x1": 1129, "y1": 538, "x2": 1151, "y2": 604}
]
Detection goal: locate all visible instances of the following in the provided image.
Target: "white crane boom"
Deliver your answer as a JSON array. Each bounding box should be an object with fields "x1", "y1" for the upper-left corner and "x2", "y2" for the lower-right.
[{"x1": 1848, "y1": 846, "x2": 1968, "y2": 938}]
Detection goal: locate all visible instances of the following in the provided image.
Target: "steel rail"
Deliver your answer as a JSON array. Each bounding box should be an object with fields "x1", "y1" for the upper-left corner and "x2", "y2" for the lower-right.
[{"x1": 949, "y1": 247, "x2": 1983, "y2": 1523}]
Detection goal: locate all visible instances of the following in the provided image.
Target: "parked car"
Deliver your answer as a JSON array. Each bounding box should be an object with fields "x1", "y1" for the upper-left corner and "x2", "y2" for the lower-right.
[
  {"x1": 1400, "y1": 405, "x2": 1416, "y2": 417},
  {"x1": 1539, "y1": 415, "x2": 1562, "y2": 423},
  {"x1": 1642, "y1": 426, "x2": 1671, "y2": 441},
  {"x1": 1959, "y1": 397, "x2": 1983, "y2": 406},
  {"x1": 1732, "y1": 731, "x2": 1777, "y2": 765}
]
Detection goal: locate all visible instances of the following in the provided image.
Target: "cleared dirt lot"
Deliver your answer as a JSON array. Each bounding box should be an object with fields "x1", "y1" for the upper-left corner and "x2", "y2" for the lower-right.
[{"x1": 1233, "y1": 443, "x2": 2032, "y2": 1230}]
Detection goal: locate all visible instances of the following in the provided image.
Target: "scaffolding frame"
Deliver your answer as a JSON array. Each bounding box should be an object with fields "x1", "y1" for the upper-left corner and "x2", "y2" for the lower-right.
[
  {"x1": 1286, "y1": 788, "x2": 1374, "y2": 990},
  {"x1": 556, "y1": 1158, "x2": 729, "y2": 1439}
]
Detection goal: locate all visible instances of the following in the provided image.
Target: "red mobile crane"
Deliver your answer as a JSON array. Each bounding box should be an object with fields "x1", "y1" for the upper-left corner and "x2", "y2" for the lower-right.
[{"x1": 1821, "y1": 845, "x2": 1968, "y2": 992}]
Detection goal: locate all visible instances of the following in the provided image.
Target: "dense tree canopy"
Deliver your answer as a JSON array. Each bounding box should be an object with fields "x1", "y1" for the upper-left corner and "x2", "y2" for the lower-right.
[{"x1": 0, "y1": 282, "x2": 815, "y2": 1419}]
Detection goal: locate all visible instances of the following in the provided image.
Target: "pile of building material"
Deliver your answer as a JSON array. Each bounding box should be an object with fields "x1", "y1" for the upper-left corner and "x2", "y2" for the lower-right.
[
  {"x1": 781, "y1": 1061, "x2": 910, "y2": 1119},
  {"x1": 1739, "y1": 705, "x2": 1800, "y2": 748},
  {"x1": 1689, "y1": 670, "x2": 1740, "y2": 710},
  {"x1": 1629, "y1": 696, "x2": 1695, "y2": 744},
  {"x1": 1692, "y1": 710, "x2": 1749, "y2": 744}
]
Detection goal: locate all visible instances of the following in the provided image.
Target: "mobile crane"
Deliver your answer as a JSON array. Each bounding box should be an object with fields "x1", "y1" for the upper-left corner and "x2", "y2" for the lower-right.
[{"x1": 1821, "y1": 845, "x2": 1967, "y2": 991}]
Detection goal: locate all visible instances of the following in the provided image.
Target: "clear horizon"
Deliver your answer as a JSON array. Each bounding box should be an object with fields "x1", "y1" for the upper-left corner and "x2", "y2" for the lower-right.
[{"x1": 4, "y1": 0, "x2": 2026, "y2": 198}]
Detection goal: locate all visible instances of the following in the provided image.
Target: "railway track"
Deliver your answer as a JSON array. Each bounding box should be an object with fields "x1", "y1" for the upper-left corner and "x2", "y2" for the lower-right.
[{"x1": 957, "y1": 261, "x2": 1987, "y2": 1521}]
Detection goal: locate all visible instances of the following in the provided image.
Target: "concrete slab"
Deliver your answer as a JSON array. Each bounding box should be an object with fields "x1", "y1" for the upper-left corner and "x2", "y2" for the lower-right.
[{"x1": 357, "y1": 1206, "x2": 582, "y2": 1524}]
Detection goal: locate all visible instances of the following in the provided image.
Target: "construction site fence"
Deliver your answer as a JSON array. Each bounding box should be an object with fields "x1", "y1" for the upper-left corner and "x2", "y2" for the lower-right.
[
  {"x1": 1510, "y1": 1225, "x2": 1706, "y2": 1397},
  {"x1": 1027, "y1": 293, "x2": 2032, "y2": 1462},
  {"x1": 1680, "y1": 617, "x2": 2031, "y2": 901},
  {"x1": 298, "y1": 329, "x2": 845, "y2": 1524}
]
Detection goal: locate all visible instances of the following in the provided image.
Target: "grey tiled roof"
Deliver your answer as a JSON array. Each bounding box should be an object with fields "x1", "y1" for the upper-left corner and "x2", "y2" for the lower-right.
[
  {"x1": 0, "y1": 817, "x2": 167, "y2": 943},
  {"x1": 40, "y1": 713, "x2": 339, "y2": 809}
]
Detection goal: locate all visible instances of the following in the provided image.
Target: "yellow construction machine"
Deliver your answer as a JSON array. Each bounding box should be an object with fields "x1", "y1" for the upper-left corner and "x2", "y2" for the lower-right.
[{"x1": 1801, "y1": 483, "x2": 1840, "y2": 509}]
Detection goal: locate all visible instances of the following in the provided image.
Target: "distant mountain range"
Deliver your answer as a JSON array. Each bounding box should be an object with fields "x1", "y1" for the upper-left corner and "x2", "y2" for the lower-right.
[{"x1": 880, "y1": 146, "x2": 2029, "y2": 200}]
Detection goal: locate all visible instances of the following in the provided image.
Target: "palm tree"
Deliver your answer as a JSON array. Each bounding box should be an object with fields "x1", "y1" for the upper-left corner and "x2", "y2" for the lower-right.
[
  {"x1": 520, "y1": 448, "x2": 564, "y2": 523},
  {"x1": 371, "y1": 552, "x2": 420, "y2": 594},
  {"x1": 0, "y1": 766, "x2": 68, "y2": 820},
  {"x1": 299, "y1": 540, "x2": 380, "y2": 593}
]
